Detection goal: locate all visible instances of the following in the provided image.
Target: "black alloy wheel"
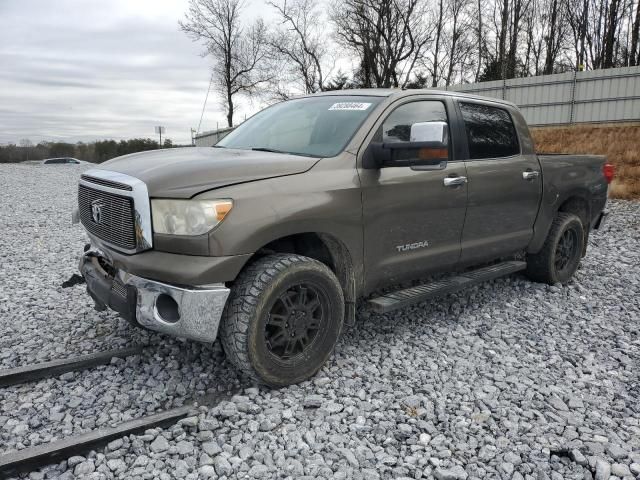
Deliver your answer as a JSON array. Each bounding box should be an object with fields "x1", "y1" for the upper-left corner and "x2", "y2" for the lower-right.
[
  {"x1": 525, "y1": 212, "x2": 585, "y2": 284},
  {"x1": 220, "y1": 253, "x2": 344, "y2": 387},
  {"x1": 265, "y1": 284, "x2": 324, "y2": 360},
  {"x1": 554, "y1": 228, "x2": 578, "y2": 272}
]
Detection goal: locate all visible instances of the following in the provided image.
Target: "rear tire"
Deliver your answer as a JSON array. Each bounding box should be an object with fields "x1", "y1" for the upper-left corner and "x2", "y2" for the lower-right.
[
  {"x1": 220, "y1": 253, "x2": 344, "y2": 387},
  {"x1": 525, "y1": 213, "x2": 584, "y2": 284}
]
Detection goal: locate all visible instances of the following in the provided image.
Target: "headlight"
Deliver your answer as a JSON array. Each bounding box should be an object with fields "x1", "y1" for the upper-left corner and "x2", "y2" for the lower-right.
[{"x1": 151, "y1": 199, "x2": 233, "y2": 236}]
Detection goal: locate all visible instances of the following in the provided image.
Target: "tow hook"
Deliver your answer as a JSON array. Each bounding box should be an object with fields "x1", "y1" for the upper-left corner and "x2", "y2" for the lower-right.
[{"x1": 61, "y1": 273, "x2": 86, "y2": 288}]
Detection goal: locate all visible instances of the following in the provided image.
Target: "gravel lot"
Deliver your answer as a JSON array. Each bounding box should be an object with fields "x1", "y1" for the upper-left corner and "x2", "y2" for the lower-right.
[{"x1": 0, "y1": 163, "x2": 639, "y2": 480}]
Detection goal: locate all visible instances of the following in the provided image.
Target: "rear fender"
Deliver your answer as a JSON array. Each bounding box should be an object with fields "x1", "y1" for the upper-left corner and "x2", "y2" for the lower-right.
[{"x1": 527, "y1": 187, "x2": 592, "y2": 254}]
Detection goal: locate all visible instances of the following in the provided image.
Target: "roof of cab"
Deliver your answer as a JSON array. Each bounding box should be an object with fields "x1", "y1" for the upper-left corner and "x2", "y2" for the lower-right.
[
  {"x1": 310, "y1": 87, "x2": 517, "y2": 108},
  {"x1": 312, "y1": 88, "x2": 396, "y2": 97}
]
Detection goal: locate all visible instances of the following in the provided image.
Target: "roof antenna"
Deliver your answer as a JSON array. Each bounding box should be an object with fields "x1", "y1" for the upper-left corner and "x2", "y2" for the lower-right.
[{"x1": 197, "y1": 72, "x2": 214, "y2": 135}]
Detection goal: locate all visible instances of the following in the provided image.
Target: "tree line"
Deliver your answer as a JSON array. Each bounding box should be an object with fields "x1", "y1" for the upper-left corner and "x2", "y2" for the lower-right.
[
  {"x1": 181, "y1": 0, "x2": 640, "y2": 126},
  {"x1": 0, "y1": 138, "x2": 175, "y2": 164}
]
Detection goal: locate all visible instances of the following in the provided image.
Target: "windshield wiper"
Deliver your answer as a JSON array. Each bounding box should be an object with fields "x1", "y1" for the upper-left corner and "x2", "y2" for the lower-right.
[
  {"x1": 251, "y1": 147, "x2": 288, "y2": 154},
  {"x1": 250, "y1": 147, "x2": 320, "y2": 158}
]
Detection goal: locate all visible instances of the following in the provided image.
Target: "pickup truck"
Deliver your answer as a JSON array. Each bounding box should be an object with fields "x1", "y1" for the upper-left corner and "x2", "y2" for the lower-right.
[{"x1": 75, "y1": 89, "x2": 612, "y2": 387}]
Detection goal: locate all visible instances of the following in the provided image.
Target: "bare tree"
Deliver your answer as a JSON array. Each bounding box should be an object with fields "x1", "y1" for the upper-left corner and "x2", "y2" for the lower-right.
[
  {"x1": 443, "y1": 0, "x2": 475, "y2": 85},
  {"x1": 586, "y1": 0, "x2": 613, "y2": 69},
  {"x1": 497, "y1": 0, "x2": 510, "y2": 76},
  {"x1": 19, "y1": 139, "x2": 33, "y2": 161},
  {"x1": 475, "y1": 0, "x2": 485, "y2": 80},
  {"x1": 429, "y1": 0, "x2": 445, "y2": 86},
  {"x1": 180, "y1": 0, "x2": 271, "y2": 127},
  {"x1": 474, "y1": 0, "x2": 635, "y2": 82},
  {"x1": 266, "y1": 0, "x2": 332, "y2": 97},
  {"x1": 522, "y1": 0, "x2": 544, "y2": 74},
  {"x1": 631, "y1": 0, "x2": 640, "y2": 65},
  {"x1": 543, "y1": 0, "x2": 559, "y2": 73},
  {"x1": 399, "y1": 3, "x2": 432, "y2": 87},
  {"x1": 331, "y1": 0, "x2": 427, "y2": 88},
  {"x1": 603, "y1": 0, "x2": 623, "y2": 67},
  {"x1": 539, "y1": 0, "x2": 567, "y2": 74},
  {"x1": 181, "y1": 0, "x2": 639, "y2": 104},
  {"x1": 506, "y1": 0, "x2": 531, "y2": 77},
  {"x1": 567, "y1": 0, "x2": 589, "y2": 68},
  {"x1": 474, "y1": 0, "x2": 514, "y2": 81}
]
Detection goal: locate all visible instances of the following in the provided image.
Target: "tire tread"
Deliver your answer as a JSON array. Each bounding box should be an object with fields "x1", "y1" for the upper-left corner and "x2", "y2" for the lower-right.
[
  {"x1": 220, "y1": 253, "x2": 341, "y2": 385},
  {"x1": 526, "y1": 212, "x2": 583, "y2": 284}
]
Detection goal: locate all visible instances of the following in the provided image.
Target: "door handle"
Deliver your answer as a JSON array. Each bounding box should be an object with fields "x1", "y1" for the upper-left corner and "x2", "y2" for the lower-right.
[
  {"x1": 443, "y1": 176, "x2": 468, "y2": 187},
  {"x1": 522, "y1": 170, "x2": 540, "y2": 180}
]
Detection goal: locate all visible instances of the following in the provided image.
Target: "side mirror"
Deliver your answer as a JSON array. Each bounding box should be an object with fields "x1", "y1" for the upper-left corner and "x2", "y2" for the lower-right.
[
  {"x1": 362, "y1": 121, "x2": 449, "y2": 170},
  {"x1": 410, "y1": 121, "x2": 448, "y2": 143}
]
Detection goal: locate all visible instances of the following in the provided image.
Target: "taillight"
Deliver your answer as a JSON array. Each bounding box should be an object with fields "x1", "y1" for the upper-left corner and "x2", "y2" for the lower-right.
[{"x1": 602, "y1": 163, "x2": 615, "y2": 184}]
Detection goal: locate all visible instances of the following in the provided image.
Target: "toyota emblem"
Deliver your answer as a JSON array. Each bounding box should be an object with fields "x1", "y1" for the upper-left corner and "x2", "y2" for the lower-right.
[{"x1": 91, "y1": 200, "x2": 104, "y2": 224}]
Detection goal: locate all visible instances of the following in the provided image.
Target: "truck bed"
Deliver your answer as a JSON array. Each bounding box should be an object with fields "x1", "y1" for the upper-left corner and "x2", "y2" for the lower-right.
[{"x1": 537, "y1": 153, "x2": 608, "y2": 223}]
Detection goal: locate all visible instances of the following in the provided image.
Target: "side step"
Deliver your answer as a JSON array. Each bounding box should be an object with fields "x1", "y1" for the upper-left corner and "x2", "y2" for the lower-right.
[{"x1": 367, "y1": 260, "x2": 526, "y2": 314}]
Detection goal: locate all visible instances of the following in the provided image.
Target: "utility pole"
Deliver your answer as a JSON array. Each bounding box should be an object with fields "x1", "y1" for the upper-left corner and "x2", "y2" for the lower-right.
[
  {"x1": 191, "y1": 128, "x2": 196, "y2": 146},
  {"x1": 155, "y1": 126, "x2": 165, "y2": 148}
]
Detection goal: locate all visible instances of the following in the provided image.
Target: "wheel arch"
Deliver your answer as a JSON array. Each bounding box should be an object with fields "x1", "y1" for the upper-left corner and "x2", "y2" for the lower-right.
[
  {"x1": 558, "y1": 195, "x2": 590, "y2": 228},
  {"x1": 235, "y1": 232, "x2": 358, "y2": 325},
  {"x1": 528, "y1": 188, "x2": 592, "y2": 254}
]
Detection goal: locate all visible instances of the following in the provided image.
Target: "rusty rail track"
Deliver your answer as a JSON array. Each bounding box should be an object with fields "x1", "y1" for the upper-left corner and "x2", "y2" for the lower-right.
[
  {"x1": 0, "y1": 346, "x2": 234, "y2": 477},
  {"x1": 0, "y1": 346, "x2": 144, "y2": 388}
]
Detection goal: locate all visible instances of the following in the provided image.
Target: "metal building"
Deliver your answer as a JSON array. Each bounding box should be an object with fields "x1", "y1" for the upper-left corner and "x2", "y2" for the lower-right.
[{"x1": 446, "y1": 66, "x2": 640, "y2": 126}]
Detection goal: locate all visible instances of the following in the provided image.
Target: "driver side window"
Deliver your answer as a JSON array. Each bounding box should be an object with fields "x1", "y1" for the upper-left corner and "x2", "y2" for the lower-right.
[{"x1": 374, "y1": 101, "x2": 448, "y2": 143}]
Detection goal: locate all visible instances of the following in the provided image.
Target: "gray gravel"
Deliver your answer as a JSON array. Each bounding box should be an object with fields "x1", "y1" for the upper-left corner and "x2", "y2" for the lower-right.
[{"x1": 0, "y1": 163, "x2": 639, "y2": 479}]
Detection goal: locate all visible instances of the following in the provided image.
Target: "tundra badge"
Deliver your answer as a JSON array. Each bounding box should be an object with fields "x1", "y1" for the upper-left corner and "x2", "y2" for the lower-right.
[{"x1": 396, "y1": 240, "x2": 429, "y2": 252}]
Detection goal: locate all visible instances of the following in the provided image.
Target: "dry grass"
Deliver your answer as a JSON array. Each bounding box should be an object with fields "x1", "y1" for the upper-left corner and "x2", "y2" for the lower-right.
[{"x1": 531, "y1": 123, "x2": 640, "y2": 200}]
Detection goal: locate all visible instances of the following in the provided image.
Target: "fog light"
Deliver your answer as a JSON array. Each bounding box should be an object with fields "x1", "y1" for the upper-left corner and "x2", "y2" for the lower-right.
[{"x1": 155, "y1": 294, "x2": 180, "y2": 323}]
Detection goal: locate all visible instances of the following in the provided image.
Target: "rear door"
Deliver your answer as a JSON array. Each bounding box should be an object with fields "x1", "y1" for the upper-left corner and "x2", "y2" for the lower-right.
[
  {"x1": 457, "y1": 101, "x2": 541, "y2": 265},
  {"x1": 359, "y1": 97, "x2": 468, "y2": 292}
]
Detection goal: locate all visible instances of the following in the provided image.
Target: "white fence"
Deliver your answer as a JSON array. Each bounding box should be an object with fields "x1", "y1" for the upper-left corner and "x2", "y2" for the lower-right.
[
  {"x1": 194, "y1": 127, "x2": 234, "y2": 147},
  {"x1": 446, "y1": 66, "x2": 640, "y2": 126}
]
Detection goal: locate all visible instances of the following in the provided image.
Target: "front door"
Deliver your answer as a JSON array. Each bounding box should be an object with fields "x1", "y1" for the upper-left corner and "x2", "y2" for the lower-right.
[
  {"x1": 359, "y1": 98, "x2": 468, "y2": 293},
  {"x1": 457, "y1": 101, "x2": 542, "y2": 265}
]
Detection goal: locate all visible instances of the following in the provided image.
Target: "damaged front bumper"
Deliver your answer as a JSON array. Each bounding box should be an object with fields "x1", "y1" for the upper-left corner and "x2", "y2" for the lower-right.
[{"x1": 79, "y1": 249, "x2": 230, "y2": 343}]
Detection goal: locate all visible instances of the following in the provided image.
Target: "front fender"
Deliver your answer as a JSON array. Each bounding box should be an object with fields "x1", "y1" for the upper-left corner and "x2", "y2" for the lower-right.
[{"x1": 196, "y1": 157, "x2": 364, "y2": 278}]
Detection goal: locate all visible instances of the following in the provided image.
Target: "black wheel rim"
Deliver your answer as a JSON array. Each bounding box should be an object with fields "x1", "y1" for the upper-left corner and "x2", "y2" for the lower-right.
[
  {"x1": 265, "y1": 284, "x2": 324, "y2": 360},
  {"x1": 555, "y1": 228, "x2": 578, "y2": 271}
]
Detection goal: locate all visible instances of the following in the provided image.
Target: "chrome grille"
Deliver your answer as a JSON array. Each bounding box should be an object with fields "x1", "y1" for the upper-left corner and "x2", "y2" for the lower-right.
[
  {"x1": 81, "y1": 174, "x2": 133, "y2": 191},
  {"x1": 78, "y1": 184, "x2": 136, "y2": 250}
]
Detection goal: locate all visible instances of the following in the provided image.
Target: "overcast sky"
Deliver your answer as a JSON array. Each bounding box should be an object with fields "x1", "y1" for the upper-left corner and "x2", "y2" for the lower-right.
[{"x1": 0, "y1": 0, "x2": 271, "y2": 145}]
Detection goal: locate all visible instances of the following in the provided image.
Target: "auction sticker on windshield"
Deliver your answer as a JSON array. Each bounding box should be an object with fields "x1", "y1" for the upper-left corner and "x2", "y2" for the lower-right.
[{"x1": 328, "y1": 102, "x2": 372, "y2": 111}]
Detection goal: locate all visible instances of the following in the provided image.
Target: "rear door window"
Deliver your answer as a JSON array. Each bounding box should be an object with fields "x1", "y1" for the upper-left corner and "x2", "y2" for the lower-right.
[{"x1": 459, "y1": 102, "x2": 519, "y2": 159}]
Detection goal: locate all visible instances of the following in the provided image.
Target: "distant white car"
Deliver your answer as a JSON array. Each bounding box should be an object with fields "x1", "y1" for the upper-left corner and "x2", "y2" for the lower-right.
[{"x1": 42, "y1": 157, "x2": 85, "y2": 165}]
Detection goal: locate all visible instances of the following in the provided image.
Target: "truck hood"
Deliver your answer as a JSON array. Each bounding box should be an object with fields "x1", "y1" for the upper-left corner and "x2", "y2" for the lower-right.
[{"x1": 96, "y1": 147, "x2": 320, "y2": 198}]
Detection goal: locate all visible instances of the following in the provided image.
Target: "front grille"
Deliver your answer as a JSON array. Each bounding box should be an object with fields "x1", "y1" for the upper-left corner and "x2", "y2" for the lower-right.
[
  {"x1": 81, "y1": 174, "x2": 133, "y2": 191},
  {"x1": 78, "y1": 184, "x2": 137, "y2": 250}
]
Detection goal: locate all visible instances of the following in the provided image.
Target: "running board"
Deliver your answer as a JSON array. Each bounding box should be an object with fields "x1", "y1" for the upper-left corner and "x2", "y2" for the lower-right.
[{"x1": 367, "y1": 261, "x2": 526, "y2": 314}]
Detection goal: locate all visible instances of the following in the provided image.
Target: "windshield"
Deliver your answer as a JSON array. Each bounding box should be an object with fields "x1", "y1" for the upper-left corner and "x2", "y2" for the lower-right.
[{"x1": 217, "y1": 95, "x2": 383, "y2": 158}]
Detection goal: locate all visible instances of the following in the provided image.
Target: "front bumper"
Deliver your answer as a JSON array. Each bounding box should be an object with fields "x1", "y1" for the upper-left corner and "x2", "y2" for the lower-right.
[{"x1": 79, "y1": 250, "x2": 230, "y2": 343}]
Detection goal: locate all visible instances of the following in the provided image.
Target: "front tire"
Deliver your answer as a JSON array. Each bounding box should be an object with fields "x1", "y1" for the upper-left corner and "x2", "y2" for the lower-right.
[
  {"x1": 220, "y1": 253, "x2": 344, "y2": 387},
  {"x1": 525, "y1": 213, "x2": 585, "y2": 284}
]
